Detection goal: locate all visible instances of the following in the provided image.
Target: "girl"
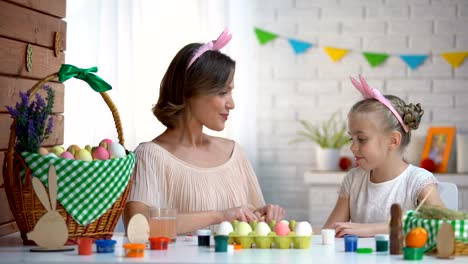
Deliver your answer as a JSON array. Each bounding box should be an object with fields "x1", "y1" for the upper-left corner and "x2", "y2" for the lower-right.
[
  {"x1": 124, "y1": 29, "x2": 285, "y2": 234},
  {"x1": 323, "y1": 75, "x2": 445, "y2": 237}
]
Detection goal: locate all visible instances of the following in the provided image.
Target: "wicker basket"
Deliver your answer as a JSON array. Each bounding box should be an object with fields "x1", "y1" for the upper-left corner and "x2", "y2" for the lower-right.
[
  {"x1": 2, "y1": 72, "x2": 133, "y2": 245},
  {"x1": 403, "y1": 210, "x2": 468, "y2": 255}
]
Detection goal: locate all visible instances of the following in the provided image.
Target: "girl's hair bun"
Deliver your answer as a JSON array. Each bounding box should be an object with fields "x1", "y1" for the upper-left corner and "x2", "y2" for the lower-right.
[{"x1": 401, "y1": 103, "x2": 424, "y2": 131}]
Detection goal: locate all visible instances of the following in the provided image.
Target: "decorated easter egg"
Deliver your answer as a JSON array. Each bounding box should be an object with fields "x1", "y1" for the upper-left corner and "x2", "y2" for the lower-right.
[
  {"x1": 92, "y1": 146, "x2": 110, "y2": 160},
  {"x1": 49, "y1": 146, "x2": 65, "y2": 156},
  {"x1": 38, "y1": 147, "x2": 49, "y2": 156},
  {"x1": 236, "y1": 222, "x2": 252, "y2": 236},
  {"x1": 216, "y1": 221, "x2": 233, "y2": 236},
  {"x1": 254, "y1": 222, "x2": 271, "y2": 236},
  {"x1": 108, "y1": 142, "x2": 126, "y2": 158},
  {"x1": 75, "y1": 149, "x2": 92, "y2": 161},
  {"x1": 60, "y1": 151, "x2": 75, "y2": 160},
  {"x1": 294, "y1": 221, "x2": 312, "y2": 236},
  {"x1": 274, "y1": 221, "x2": 290, "y2": 236},
  {"x1": 99, "y1": 138, "x2": 113, "y2": 149}
]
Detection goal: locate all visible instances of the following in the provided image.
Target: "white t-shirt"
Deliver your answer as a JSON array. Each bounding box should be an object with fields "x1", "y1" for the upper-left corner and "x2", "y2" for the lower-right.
[{"x1": 339, "y1": 164, "x2": 438, "y2": 223}]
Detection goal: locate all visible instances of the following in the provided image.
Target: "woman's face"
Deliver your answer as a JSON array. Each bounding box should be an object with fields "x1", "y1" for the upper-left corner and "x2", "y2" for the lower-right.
[{"x1": 187, "y1": 77, "x2": 235, "y2": 131}]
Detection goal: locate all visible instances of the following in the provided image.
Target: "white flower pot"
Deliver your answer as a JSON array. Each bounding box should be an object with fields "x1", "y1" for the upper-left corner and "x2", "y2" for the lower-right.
[{"x1": 315, "y1": 147, "x2": 340, "y2": 171}]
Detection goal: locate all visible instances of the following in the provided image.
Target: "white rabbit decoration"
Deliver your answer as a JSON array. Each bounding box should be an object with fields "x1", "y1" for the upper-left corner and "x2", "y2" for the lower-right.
[{"x1": 27, "y1": 165, "x2": 68, "y2": 249}]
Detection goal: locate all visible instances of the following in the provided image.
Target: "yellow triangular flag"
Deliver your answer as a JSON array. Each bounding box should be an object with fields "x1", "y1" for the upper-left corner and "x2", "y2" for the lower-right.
[
  {"x1": 324, "y1": 47, "x2": 349, "y2": 62},
  {"x1": 441, "y1": 52, "x2": 468, "y2": 68}
]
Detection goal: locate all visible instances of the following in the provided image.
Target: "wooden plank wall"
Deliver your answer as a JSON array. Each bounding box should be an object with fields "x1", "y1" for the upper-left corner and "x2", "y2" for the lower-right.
[{"x1": 0, "y1": 0, "x2": 66, "y2": 236}]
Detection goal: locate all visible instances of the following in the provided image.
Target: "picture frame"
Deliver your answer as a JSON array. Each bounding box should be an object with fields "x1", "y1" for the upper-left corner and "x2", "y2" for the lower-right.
[{"x1": 421, "y1": 127, "x2": 456, "y2": 173}]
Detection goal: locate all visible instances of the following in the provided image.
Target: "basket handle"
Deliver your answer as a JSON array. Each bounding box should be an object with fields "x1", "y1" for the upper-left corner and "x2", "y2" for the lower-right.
[{"x1": 5, "y1": 69, "x2": 125, "y2": 187}]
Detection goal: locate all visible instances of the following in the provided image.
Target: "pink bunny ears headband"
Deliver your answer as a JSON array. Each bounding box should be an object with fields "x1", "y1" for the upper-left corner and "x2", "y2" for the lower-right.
[
  {"x1": 350, "y1": 75, "x2": 409, "y2": 133},
  {"x1": 186, "y1": 28, "x2": 233, "y2": 70}
]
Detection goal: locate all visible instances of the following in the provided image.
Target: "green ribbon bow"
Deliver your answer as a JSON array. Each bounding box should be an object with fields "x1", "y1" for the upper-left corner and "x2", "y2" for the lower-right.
[{"x1": 58, "y1": 64, "x2": 112, "y2": 92}]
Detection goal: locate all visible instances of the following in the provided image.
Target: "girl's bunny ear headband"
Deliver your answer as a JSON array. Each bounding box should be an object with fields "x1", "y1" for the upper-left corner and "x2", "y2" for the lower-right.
[
  {"x1": 350, "y1": 75, "x2": 409, "y2": 133},
  {"x1": 186, "y1": 28, "x2": 233, "y2": 70}
]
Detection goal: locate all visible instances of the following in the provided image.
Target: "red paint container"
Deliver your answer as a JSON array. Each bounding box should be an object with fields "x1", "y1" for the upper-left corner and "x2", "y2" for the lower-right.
[
  {"x1": 77, "y1": 237, "x2": 93, "y2": 255},
  {"x1": 149, "y1": 237, "x2": 170, "y2": 250}
]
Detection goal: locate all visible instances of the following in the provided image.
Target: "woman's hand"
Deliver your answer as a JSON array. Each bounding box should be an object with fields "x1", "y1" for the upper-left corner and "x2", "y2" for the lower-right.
[
  {"x1": 221, "y1": 205, "x2": 258, "y2": 223},
  {"x1": 332, "y1": 222, "x2": 388, "y2": 238},
  {"x1": 254, "y1": 204, "x2": 285, "y2": 223}
]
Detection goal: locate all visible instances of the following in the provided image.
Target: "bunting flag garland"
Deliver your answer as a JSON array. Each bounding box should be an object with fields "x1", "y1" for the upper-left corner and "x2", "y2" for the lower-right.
[
  {"x1": 324, "y1": 47, "x2": 349, "y2": 62},
  {"x1": 254, "y1": 27, "x2": 278, "y2": 45},
  {"x1": 253, "y1": 26, "x2": 467, "y2": 70},
  {"x1": 400, "y1": 55, "x2": 428, "y2": 70},
  {"x1": 441, "y1": 52, "x2": 468, "y2": 68},
  {"x1": 363, "y1": 52, "x2": 389, "y2": 67},
  {"x1": 288, "y1": 39, "x2": 313, "y2": 54}
]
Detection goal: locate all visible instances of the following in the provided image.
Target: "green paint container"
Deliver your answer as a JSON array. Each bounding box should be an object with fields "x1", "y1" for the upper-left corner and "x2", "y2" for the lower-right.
[
  {"x1": 214, "y1": 235, "x2": 229, "y2": 252},
  {"x1": 375, "y1": 234, "x2": 389, "y2": 253}
]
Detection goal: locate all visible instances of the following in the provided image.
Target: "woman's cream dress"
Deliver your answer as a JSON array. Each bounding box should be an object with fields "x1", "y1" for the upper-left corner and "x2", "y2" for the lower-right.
[{"x1": 127, "y1": 141, "x2": 265, "y2": 215}]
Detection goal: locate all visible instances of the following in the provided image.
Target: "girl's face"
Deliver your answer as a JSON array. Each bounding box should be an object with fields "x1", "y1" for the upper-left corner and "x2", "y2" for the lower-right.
[
  {"x1": 187, "y1": 78, "x2": 235, "y2": 132},
  {"x1": 348, "y1": 112, "x2": 392, "y2": 171}
]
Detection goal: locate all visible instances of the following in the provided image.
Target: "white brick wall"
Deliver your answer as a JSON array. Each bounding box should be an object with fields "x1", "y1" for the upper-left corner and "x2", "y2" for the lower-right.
[{"x1": 253, "y1": 0, "x2": 468, "y2": 223}]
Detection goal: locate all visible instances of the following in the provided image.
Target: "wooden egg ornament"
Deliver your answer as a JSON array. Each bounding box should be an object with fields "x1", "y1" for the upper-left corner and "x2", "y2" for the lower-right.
[
  {"x1": 127, "y1": 213, "x2": 150, "y2": 244},
  {"x1": 437, "y1": 223, "x2": 455, "y2": 259},
  {"x1": 27, "y1": 165, "x2": 72, "y2": 252}
]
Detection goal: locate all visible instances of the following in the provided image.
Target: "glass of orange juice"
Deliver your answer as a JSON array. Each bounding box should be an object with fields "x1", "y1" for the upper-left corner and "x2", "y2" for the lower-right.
[{"x1": 149, "y1": 208, "x2": 177, "y2": 242}]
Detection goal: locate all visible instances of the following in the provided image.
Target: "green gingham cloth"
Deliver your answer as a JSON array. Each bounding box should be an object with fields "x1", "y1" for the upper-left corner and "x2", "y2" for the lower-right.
[
  {"x1": 21, "y1": 151, "x2": 135, "y2": 225},
  {"x1": 403, "y1": 210, "x2": 468, "y2": 252}
]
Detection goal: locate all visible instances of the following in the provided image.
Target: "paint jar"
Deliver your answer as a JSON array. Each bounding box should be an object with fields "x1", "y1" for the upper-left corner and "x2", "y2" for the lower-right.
[
  {"x1": 123, "y1": 243, "x2": 145, "y2": 258},
  {"x1": 403, "y1": 247, "x2": 424, "y2": 260},
  {"x1": 375, "y1": 234, "x2": 389, "y2": 253},
  {"x1": 214, "y1": 235, "x2": 229, "y2": 252},
  {"x1": 321, "y1": 229, "x2": 335, "y2": 245},
  {"x1": 197, "y1": 229, "x2": 211, "y2": 247},
  {"x1": 344, "y1": 235, "x2": 358, "y2": 252},
  {"x1": 227, "y1": 244, "x2": 234, "y2": 253},
  {"x1": 149, "y1": 237, "x2": 170, "y2": 250},
  {"x1": 77, "y1": 237, "x2": 93, "y2": 255},
  {"x1": 95, "y1": 239, "x2": 117, "y2": 253}
]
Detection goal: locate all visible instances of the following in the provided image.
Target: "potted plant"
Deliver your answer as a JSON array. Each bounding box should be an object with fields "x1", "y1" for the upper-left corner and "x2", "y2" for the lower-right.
[{"x1": 290, "y1": 112, "x2": 350, "y2": 171}]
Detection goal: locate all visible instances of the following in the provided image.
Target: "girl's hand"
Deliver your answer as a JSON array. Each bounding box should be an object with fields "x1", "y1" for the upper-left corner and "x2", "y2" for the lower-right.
[
  {"x1": 221, "y1": 205, "x2": 258, "y2": 223},
  {"x1": 254, "y1": 204, "x2": 286, "y2": 223},
  {"x1": 332, "y1": 222, "x2": 388, "y2": 238}
]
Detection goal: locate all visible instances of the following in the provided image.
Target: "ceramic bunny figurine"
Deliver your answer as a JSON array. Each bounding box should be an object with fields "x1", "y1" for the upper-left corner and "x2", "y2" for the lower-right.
[{"x1": 27, "y1": 165, "x2": 68, "y2": 249}]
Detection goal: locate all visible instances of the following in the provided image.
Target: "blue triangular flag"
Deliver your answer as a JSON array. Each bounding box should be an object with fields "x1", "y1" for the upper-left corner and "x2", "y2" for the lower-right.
[
  {"x1": 400, "y1": 55, "x2": 428, "y2": 70},
  {"x1": 288, "y1": 38, "x2": 313, "y2": 54}
]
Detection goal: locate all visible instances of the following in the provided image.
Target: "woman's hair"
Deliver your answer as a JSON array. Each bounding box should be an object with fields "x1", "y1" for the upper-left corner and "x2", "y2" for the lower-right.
[
  {"x1": 349, "y1": 95, "x2": 424, "y2": 149},
  {"x1": 153, "y1": 43, "x2": 236, "y2": 129}
]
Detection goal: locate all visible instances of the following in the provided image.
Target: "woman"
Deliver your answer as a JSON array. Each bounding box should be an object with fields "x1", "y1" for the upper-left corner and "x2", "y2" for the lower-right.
[{"x1": 124, "y1": 29, "x2": 285, "y2": 234}]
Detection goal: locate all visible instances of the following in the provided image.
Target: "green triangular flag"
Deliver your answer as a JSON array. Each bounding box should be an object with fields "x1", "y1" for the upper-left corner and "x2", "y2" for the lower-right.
[
  {"x1": 363, "y1": 52, "x2": 389, "y2": 67},
  {"x1": 254, "y1": 27, "x2": 279, "y2": 45}
]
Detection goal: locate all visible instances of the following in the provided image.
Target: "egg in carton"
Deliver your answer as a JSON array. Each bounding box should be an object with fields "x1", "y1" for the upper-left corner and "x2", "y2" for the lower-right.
[{"x1": 219, "y1": 220, "x2": 313, "y2": 249}]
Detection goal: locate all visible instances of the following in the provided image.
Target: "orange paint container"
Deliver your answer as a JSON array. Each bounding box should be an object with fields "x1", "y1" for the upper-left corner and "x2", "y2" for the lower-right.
[
  {"x1": 123, "y1": 243, "x2": 145, "y2": 258},
  {"x1": 149, "y1": 237, "x2": 170, "y2": 250},
  {"x1": 77, "y1": 237, "x2": 93, "y2": 255}
]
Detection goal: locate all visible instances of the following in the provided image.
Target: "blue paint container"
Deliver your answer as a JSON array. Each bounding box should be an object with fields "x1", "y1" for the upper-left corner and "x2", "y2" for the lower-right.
[
  {"x1": 95, "y1": 239, "x2": 117, "y2": 253},
  {"x1": 344, "y1": 235, "x2": 358, "y2": 252}
]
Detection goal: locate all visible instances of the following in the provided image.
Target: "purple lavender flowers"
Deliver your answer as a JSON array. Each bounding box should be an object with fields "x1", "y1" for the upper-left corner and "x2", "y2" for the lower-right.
[{"x1": 6, "y1": 85, "x2": 55, "y2": 153}]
